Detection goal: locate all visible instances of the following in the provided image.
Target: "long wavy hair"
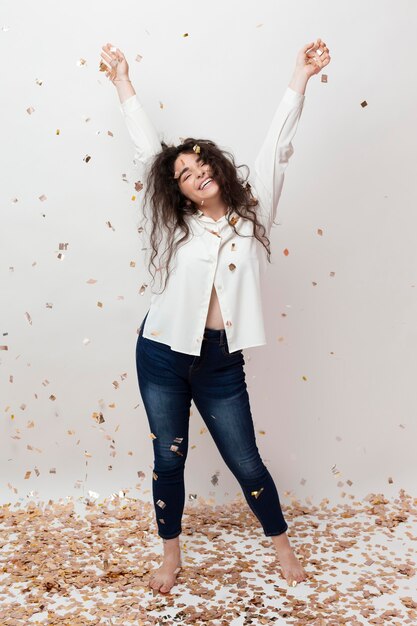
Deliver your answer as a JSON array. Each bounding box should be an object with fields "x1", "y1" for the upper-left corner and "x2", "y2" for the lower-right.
[{"x1": 141, "y1": 137, "x2": 272, "y2": 293}]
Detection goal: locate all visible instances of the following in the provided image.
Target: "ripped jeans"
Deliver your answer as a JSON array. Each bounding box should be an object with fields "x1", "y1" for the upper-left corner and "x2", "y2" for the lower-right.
[{"x1": 135, "y1": 312, "x2": 288, "y2": 540}]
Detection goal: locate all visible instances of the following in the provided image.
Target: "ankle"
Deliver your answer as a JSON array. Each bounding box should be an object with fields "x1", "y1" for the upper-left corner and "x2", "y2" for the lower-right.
[{"x1": 162, "y1": 537, "x2": 181, "y2": 553}]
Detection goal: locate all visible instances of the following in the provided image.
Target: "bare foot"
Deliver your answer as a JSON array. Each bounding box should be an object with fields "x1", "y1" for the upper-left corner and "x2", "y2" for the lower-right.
[
  {"x1": 271, "y1": 532, "x2": 308, "y2": 586},
  {"x1": 149, "y1": 537, "x2": 182, "y2": 594}
]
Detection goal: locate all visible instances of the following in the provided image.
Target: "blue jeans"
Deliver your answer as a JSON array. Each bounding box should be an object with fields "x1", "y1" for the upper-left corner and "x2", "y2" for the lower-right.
[{"x1": 135, "y1": 312, "x2": 288, "y2": 540}]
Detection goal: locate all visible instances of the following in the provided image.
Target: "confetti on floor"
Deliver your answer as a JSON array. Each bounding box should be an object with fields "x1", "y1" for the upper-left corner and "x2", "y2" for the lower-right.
[{"x1": 0, "y1": 489, "x2": 416, "y2": 624}]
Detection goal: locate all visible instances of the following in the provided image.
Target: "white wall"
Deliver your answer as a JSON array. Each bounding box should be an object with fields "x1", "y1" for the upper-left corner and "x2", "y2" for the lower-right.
[{"x1": 1, "y1": 0, "x2": 416, "y2": 507}]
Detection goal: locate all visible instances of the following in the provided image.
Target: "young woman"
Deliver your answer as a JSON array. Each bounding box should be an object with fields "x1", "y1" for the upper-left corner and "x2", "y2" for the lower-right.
[{"x1": 100, "y1": 38, "x2": 330, "y2": 594}]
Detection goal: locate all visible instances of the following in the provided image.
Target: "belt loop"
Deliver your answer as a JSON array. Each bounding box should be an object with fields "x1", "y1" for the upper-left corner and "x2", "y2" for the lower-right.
[{"x1": 219, "y1": 329, "x2": 226, "y2": 346}]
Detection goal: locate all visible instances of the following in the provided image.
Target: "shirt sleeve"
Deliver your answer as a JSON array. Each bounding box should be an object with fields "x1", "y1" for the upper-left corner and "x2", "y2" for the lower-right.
[
  {"x1": 251, "y1": 86, "x2": 305, "y2": 236},
  {"x1": 119, "y1": 94, "x2": 162, "y2": 166}
]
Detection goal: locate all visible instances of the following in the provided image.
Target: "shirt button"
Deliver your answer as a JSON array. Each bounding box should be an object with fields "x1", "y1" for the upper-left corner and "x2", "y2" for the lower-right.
[{"x1": 228, "y1": 263, "x2": 236, "y2": 271}]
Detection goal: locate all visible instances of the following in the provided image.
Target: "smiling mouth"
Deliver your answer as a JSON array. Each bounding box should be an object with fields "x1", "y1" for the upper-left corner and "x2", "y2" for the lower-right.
[{"x1": 199, "y1": 178, "x2": 214, "y2": 190}]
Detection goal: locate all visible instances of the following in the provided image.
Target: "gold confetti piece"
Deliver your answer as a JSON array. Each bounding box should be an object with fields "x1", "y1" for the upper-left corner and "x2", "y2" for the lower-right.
[
  {"x1": 59, "y1": 243, "x2": 69, "y2": 250},
  {"x1": 130, "y1": 261, "x2": 136, "y2": 267},
  {"x1": 83, "y1": 155, "x2": 91, "y2": 163},
  {"x1": 56, "y1": 128, "x2": 60, "y2": 135},
  {"x1": 317, "y1": 228, "x2": 323, "y2": 236},
  {"x1": 24, "y1": 471, "x2": 31, "y2": 479},
  {"x1": 312, "y1": 281, "x2": 317, "y2": 286},
  {"x1": 49, "y1": 394, "x2": 56, "y2": 401},
  {"x1": 0, "y1": 345, "x2": 8, "y2": 351},
  {"x1": 112, "y1": 381, "x2": 119, "y2": 389},
  {"x1": 283, "y1": 248, "x2": 289, "y2": 256},
  {"x1": 149, "y1": 433, "x2": 157, "y2": 439},
  {"x1": 106, "y1": 221, "x2": 115, "y2": 230},
  {"x1": 388, "y1": 476, "x2": 393, "y2": 484},
  {"x1": 131, "y1": 195, "x2": 136, "y2": 201},
  {"x1": 86, "y1": 278, "x2": 97, "y2": 284},
  {"x1": 159, "y1": 101, "x2": 164, "y2": 109},
  {"x1": 134, "y1": 180, "x2": 143, "y2": 191},
  {"x1": 25, "y1": 312, "x2": 32, "y2": 325},
  {"x1": 97, "y1": 301, "x2": 103, "y2": 308},
  {"x1": 92, "y1": 411, "x2": 105, "y2": 424},
  {"x1": 329, "y1": 271, "x2": 335, "y2": 277},
  {"x1": 251, "y1": 487, "x2": 264, "y2": 499},
  {"x1": 189, "y1": 494, "x2": 197, "y2": 500},
  {"x1": 153, "y1": 471, "x2": 158, "y2": 480},
  {"x1": 193, "y1": 144, "x2": 201, "y2": 154},
  {"x1": 107, "y1": 130, "x2": 113, "y2": 137},
  {"x1": 231, "y1": 243, "x2": 236, "y2": 251},
  {"x1": 39, "y1": 194, "x2": 47, "y2": 202},
  {"x1": 225, "y1": 320, "x2": 232, "y2": 327},
  {"x1": 321, "y1": 74, "x2": 328, "y2": 83},
  {"x1": 302, "y1": 375, "x2": 307, "y2": 381},
  {"x1": 211, "y1": 471, "x2": 220, "y2": 486},
  {"x1": 77, "y1": 58, "x2": 87, "y2": 66},
  {"x1": 228, "y1": 263, "x2": 236, "y2": 271},
  {"x1": 158, "y1": 518, "x2": 165, "y2": 524},
  {"x1": 173, "y1": 436, "x2": 183, "y2": 443},
  {"x1": 156, "y1": 499, "x2": 166, "y2": 509},
  {"x1": 20, "y1": 404, "x2": 26, "y2": 410},
  {"x1": 26, "y1": 106, "x2": 35, "y2": 115},
  {"x1": 135, "y1": 54, "x2": 143, "y2": 62},
  {"x1": 49, "y1": 467, "x2": 56, "y2": 473},
  {"x1": 291, "y1": 580, "x2": 297, "y2": 587},
  {"x1": 229, "y1": 215, "x2": 239, "y2": 226},
  {"x1": 360, "y1": 100, "x2": 368, "y2": 107},
  {"x1": 150, "y1": 330, "x2": 161, "y2": 336},
  {"x1": 183, "y1": 32, "x2": 189, "y2": 37},
  {"x1": 258, "y1": 430, "x2": 266, "y2": 435},
  {"x1": 139, "y1": 284, "x2": 148, "y2": 295}
]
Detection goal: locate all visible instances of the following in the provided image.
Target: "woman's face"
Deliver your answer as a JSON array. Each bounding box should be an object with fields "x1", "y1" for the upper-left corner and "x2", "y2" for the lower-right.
[{"x1": 173, "y1": 152, "x2": 221, "y2": 206}]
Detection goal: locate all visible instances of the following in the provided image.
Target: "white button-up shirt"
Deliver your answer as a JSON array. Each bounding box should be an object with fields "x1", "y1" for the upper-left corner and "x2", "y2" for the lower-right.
[{"x1": 119, "y1": 86, "x2": 305, "y2": 355}]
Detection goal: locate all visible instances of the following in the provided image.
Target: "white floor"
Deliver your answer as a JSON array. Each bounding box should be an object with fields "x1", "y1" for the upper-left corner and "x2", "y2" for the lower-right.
[{"x1": 0, "y1": 490, "x2": 416, "y2": 625}]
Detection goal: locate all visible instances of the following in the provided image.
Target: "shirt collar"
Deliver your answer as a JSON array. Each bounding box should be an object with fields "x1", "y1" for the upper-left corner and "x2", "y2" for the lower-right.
[{"x1": 195, "y1": 206, "x2": 234, "y2": 223}]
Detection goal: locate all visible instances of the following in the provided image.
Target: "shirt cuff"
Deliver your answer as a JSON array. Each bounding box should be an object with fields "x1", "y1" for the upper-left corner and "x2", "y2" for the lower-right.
[
  {"x1": 284, "y1": 85, "x2": 305, "y2": 106},
  {"x1": 119, "y1": 94, "x2": 142, "y2": 115}
]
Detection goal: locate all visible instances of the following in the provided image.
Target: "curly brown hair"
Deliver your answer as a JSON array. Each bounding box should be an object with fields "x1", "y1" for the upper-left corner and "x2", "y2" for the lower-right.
[{"x1": 141, "y1": 137, "x2": 272, "y2": 293}]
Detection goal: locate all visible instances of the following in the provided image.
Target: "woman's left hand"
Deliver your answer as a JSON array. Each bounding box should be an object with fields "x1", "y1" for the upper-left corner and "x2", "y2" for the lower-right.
[{"x1": 295, "y1": 38, "x2": 331, "y2": 79}]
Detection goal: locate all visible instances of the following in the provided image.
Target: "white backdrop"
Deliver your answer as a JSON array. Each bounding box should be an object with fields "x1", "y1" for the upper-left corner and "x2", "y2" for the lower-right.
[{"x1": 1, "y1": 0, "x2": 416, "y2": 507}]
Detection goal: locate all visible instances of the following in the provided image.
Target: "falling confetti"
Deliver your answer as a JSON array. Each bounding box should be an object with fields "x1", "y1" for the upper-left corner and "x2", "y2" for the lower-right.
[
  {"x1": 321, "y1": 74, "x2": 328, "y2": 83},
  {"x1": 361, "y1": 100, "x2": 368, "y2": 107},
  {"x1": 283, "y1": 248, "x2": 289, "y2": 256},
  {"x1": 193, "y1": 144, "x2": 201, "y2": 154}
]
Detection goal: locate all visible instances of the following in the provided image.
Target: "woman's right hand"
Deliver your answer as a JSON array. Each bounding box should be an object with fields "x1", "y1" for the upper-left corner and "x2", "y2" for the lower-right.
[{"x1": 100, "y1": 43, "x2": 130, "y2": 84}]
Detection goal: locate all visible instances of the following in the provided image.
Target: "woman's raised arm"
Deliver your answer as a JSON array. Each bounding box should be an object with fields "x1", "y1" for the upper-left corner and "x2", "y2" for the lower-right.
[
  {"x1": 251, "y1": 39, "x2": 331, "y2": 236},
  {"x1": 100, "y1": 43, "x2": 162, "y2": 166}
]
